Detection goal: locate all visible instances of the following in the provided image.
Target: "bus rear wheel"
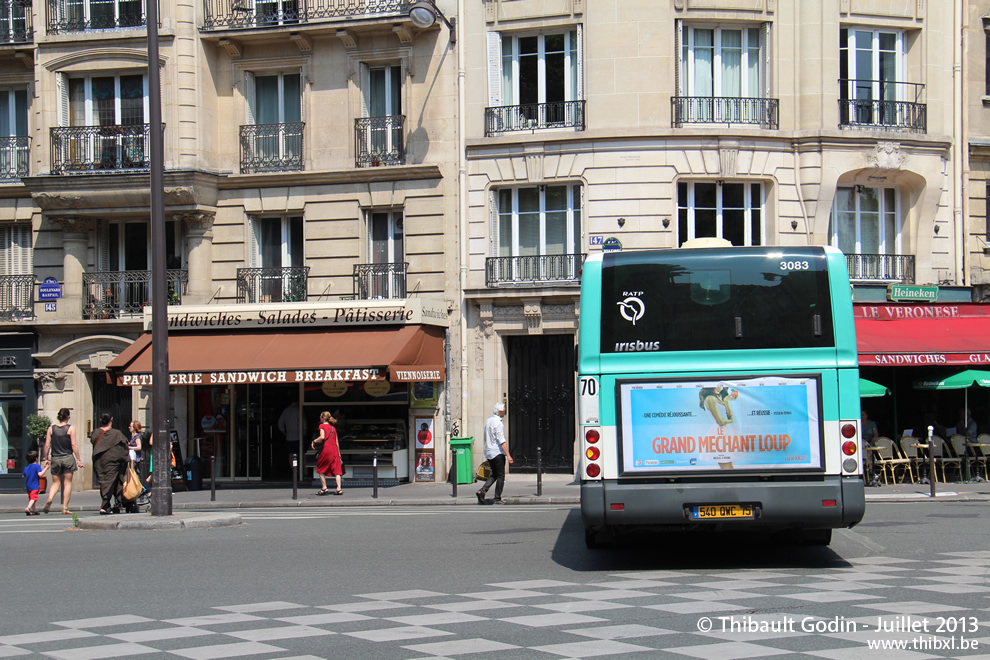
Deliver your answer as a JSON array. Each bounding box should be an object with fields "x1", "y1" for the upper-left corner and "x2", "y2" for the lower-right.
[
  {"x1": 800, "y1": 529, "x2": 832, "y2": 545},
  {"x1": 584, "y1": 527, "x2": 607, "y2": 549}
]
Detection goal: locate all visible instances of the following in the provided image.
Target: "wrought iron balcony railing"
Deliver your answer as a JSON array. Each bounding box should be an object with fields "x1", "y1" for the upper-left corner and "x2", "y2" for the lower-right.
[
  {"x1": 236, "y1": 266, "x2": 309, "y2": 303},
  {"x1": 239, "y1": 122, "x2": 303, "y2": 174},
  {"x1": 838, "y1": 79, "x2": 926, "y2": 132},
  {"x1": 50, "y1": 124, "x2": 152, "y2": 174},
  {"x1": 0, "y1": 136, "x2": 30, "y2": 181},
  {"x1": 202, "y1": 0, "x2": 409, "y2": 30},
  {"x1": 486, "y1": 254, "x2": 585, "y2": 287},
  {"x1": 671, "y1": 96, "x2": 779, "y2": 129},
  {"x1": 46, "y1": 0, "x2": 145, "y2": 33},
  {"x1": 83, "y1": 269, "x2": 187, "y2": 320},
  {"x1": 354, "y1": 115, "x2": 404, "y2": 167},
  {"x1": 353, "y1": 262, "x2": 407, "y2": 300},
  {"x1": 0, "y1": 0, "x2": 33, "y2": 42},
  {"x1": 485, "y1": 100, "x2": 585, "y2": 136},
  {"x1": 845, "y1": 253, "x2": 915, "y2": 284},
  {"x1": 0, "y1": 274, "x2": 33, "y2": 321}
]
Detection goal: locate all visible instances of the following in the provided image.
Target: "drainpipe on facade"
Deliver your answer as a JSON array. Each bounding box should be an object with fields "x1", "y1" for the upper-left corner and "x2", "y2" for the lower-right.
[
  {"x1": 952, "y1": 0, "x2": 966, "y2": 287},
  {"x1": 457, "y1": 0, "x2": 468, "y2": 442},
  {"x1": 793, "y1": 142, "x2": 812, "y2": 243},
  {"x1": 959, "y1": 0, "x2": 970, "y2": 288}
]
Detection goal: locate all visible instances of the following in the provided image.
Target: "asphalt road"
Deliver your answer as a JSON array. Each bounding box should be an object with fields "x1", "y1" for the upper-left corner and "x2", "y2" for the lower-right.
[{"x1": 2, "y1": 501, "x2": 989, "y2": 658}]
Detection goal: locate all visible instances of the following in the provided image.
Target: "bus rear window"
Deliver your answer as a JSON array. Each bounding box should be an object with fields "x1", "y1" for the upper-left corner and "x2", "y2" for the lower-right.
[{"x1": 601, "y1": 247, "x2": 835, "y2": 353}]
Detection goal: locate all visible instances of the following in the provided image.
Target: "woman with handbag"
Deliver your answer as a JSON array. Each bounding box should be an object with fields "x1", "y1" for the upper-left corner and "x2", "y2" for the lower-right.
[
  {"x1": 313, "y1": 411, "x2": 343, "y2": 496},
  {"x1": 91, "y1": 413, "x2": 130, "y2": 515}
]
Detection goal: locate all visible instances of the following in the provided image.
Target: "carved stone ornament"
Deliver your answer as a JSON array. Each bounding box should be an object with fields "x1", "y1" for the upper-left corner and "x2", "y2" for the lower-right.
[
  {"x1": 37, "y1": 193, "x2": 86, "y2": 210},
  {"x1": 34, "y1": 370, "x2": 67, "y2": 393},
  {"x1": 164, "y1": 187, "x2": 196, "y2": 206},
  {"x1": 719, "y1": 147, "x2": 738, "y2": 178},
  {"x1": 479, "y1": 302, "x2": 494, "y2": 339},
  {"x1": 175, "y1": 211, "x2": 216, "y2": 234},
  {"x1": 523, "y1": 299, "x2": 543, "y2": 335},
  {"x1": 868, "y1": 142, "x2": 905, "y2": 171},
  {"x1": 53, "y1": 217, "x2": 96, "y2": 233}
]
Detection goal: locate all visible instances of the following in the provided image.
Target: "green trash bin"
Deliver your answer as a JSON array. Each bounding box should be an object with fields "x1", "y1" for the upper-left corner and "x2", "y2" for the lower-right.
[{"x1": 449, "y1": 436, "x2": 474, "y2": 484}]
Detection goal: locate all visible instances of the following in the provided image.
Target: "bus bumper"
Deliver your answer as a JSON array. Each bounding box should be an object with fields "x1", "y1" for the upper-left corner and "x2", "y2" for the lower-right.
[{"x1": 582, "y1": 476, "x2": 865, "y2": 532}]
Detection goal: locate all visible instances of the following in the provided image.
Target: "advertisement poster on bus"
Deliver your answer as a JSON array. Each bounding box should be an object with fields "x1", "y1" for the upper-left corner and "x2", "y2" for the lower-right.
[{"x1": 618, "y1": 376, "x2": 822, "y2": 473}]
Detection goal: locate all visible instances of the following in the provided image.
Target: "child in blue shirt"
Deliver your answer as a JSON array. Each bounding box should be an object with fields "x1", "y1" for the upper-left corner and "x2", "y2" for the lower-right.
[{"x1": 22, "y1": 450, "x2": 47, "y2": 516}]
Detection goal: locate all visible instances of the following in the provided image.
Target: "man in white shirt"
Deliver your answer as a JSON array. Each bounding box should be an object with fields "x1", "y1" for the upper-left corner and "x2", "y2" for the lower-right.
[{"x1": 477, "y1": 402, "x2": 513, "y2": 505}]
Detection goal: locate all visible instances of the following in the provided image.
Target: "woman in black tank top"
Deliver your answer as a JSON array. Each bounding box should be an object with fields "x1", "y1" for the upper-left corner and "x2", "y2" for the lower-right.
[{"x1": 42, "y1": 408, "x2": 83, "y2": 515}]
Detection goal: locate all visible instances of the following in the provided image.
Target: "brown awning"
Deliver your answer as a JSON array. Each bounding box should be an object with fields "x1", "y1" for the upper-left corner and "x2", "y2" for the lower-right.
[{"x1": 107, "y1": 325, "x2": 445, "y2": 386}]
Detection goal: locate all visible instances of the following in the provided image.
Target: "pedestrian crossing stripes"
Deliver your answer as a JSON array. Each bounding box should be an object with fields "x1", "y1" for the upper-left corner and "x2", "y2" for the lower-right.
[{"x1": 3, "y1": 552, "x2": 990, "y2": 658}]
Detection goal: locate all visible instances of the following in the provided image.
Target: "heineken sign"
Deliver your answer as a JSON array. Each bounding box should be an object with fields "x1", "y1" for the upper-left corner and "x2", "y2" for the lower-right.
[{"x1": 887, "y1": 284, "x2": 938, "y2": 302}]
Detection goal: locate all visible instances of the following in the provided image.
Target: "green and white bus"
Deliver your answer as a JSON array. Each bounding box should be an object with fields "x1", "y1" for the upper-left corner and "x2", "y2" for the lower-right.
[{"x1": 578, "y1": 244, "x2": 866, "y2": 547}]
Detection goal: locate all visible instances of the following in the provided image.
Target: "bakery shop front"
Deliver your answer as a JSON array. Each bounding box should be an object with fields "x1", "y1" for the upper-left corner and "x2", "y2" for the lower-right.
[{"x1": 107, "y1": 299, "x2": 448, "y2": 485}]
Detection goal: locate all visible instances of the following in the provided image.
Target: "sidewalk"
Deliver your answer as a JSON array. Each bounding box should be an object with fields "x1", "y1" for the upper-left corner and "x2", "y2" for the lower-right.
[{"x1": 4, "y1": 474, "x2": 989, "y2": 515}]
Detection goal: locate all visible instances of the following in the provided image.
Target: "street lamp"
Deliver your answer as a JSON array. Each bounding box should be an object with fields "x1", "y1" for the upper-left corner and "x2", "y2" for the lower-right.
[{"x1": 408, "y1": 0, "x2": 455, "y2": 43}]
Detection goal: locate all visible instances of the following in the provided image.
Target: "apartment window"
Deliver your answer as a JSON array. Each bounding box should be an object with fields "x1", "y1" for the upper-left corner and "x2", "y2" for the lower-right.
[
  {"x1": 356, "y1": 64, "x2": 403, "y2": 166},
  {"x1": 65, "y1": 74, "x2": 146, "y2": 127},
  {"x1": 99, "y1": 220, "x2": 181, "y2": 271},
  {"x1": 243, "y1": 71, "x2": 302, "y2": 172},
  {"x1": 248, "y1": 216, "x2": 303, "y2": 270},
  {"x1": 62, "y1": 0, "x2": 142, "y2": 29},
  {"x1": 679, "y1": 25, "x2": 764, "y2": 99},
  {"x1": 496, "y1": 184, "x2": 582, "y2": 258},
  {"x1": 677, "y1": 181, "x2": 763, "y2": 247},
  {"x1": 986, "y1": 31, "x2": 990, "y2": 97},
  {"x1": 0, "y1": 0, "x2": 28, "y2": 40},
  {"x1": 369, "y1": 211, "x2": 403, "y2": 266},
  {"x1": 0, "y1": 89, "x2": 27, "y2": 179},
  {"x1": 830, "y1": 186, "x2": 899, "y2": 256},
  {"x1": 486, "y1": 28, "x2": 584, "y2": 132},
  {"x1": 839, "y1": 28, "x2": 905, "y2": 124},
  {"x1": 0, "y1": 223, "x2": 31, "y2": 275},
  {"x1": 360, "y1": 210, "x2": 405, "y2": 299}
]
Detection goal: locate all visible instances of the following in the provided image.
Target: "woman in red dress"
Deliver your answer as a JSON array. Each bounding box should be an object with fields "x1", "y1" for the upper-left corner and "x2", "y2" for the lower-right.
[{"x1": 313, "y1": 411, "x2": 343, "y2": 495}]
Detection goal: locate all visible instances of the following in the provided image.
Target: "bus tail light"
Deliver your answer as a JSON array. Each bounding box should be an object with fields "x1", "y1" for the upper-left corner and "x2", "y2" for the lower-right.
[
  {"x1": 839, "y1": 419, "x2": 861, "y2": 474},
  {"x1": 841, "y1": 423, "x2": 857, "y2": 439},
  {"x1": 586, "y1": 463, "x2": 601, "y2": 478},
  {"x1": 586, "y1": 446, "x2": 600, "y2": 461},
  {"x1": 842, "y1": 440, "x2": 857, "y2": 456},
  {"x1": 582, "y1": 425, "x2": 602, "y2": 480},
  {"x1": 586, "y1": 429, "x2": 600, "y2": 444}
]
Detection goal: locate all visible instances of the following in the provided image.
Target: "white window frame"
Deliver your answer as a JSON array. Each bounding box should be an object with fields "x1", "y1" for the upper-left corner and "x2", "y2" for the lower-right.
[
  {"x1": 62, "y1": 73, "x2": 149, "y2": 127},
  {"x1": 679, "y1": 24, "x2": 766, "y2": 98},
  {"x1": 244, "y1": 70, "x2": 302, "y2": 167},
  {"x1": 677, "y1": 181, "x2": 764, "y2": 247},
  {"x1": 0, "y1": 223, "x2": 31, "y2": 275},
  {"x1": 487, "y1": 26, "x2": 583, "y2": 109},
  {"x1": 829, "y1": 186, "x2": 901, "y2": 256},
  {"x1": 247, "y1": 215, "x2": 303, "y2": 269},
  {"x1": 61, "y1": 0, "x2": 142, "y2": 29},
  {"x1": 841, "y1": 27, "x2": 906, "y2": 114},
  {"x1": 98, "y1": 219, "x2": 183, "y2": 272}
]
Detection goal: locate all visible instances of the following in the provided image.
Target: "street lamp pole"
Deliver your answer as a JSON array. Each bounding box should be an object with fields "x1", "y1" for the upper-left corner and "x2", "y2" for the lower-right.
[{"x1": 147, "y1": 0, "x2": 171, "y2": 516}]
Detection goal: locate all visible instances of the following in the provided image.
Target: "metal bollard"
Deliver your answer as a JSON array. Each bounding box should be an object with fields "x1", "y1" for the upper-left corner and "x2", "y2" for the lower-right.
[
  {"x1": 928, "y1": 425, "x2": 936, "y2": 499},
  {"x1": 451, "y1": 446, "x2": 458, "y2": 498},
  {"x1": 372, "y1": 450, "x2": 379, "y2": 499},
  {"x1": 210, "y1": 456, "x2": 216, "y2": 502},
  {"x1": 536, "y1": 446, "x2": 543, "y2": 497},
  {"x1": 291, "y1": 453, "x2": 298, "y2": 500}
]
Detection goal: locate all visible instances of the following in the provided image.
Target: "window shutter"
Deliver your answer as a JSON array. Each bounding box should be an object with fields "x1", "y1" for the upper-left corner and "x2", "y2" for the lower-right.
[
  {"x1": 575, "y1": 24, "x2": 584, "y2": 101},
  {"x1": 674, "y1": 20, "x2": 683, "y2": 97},
  {"x1": 487, "y1": 31, "x2": 502, "y2": 108},
  {"x1": 98, "y1": 220, "x2": 109, "y2": 272},
  {"x1": 0, "y1": 225, "x2": 8, "y2": 274},
  {"x1": 247, "y1": 216, "x2": 260, "y2": 267},
  {"x1": 359, "y1": 63, "x2": 370, "y2": 118},
  {"x1": 244, "y1": 72, "x2": 256, "y2": 124},
  {"x1": 10, "y1": 223, "x2": 31, "y2": 275},
  {"x1": 761, "y1": 22, "x2": 771, "y2": 99},
  {"x1": 489, "y1": 189, "x2": 499, "y2": 257},
  {"x1": 57, "y1": 73, "x2": 69, "y2": 127}
]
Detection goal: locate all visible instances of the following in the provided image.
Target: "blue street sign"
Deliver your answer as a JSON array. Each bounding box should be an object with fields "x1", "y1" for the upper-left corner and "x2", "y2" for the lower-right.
[{"x1": 38, "y1": 277, "x2": 62, "y2": 300}]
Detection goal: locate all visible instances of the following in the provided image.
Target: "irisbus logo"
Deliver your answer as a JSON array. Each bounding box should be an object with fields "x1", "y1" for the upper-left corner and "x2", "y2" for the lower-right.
[
  {"x1": 617, "y1": 292, "x2": 645, "y2": 325},
  {"x1": 614, "y1": 340, "x2": 661, "y2": 352}
]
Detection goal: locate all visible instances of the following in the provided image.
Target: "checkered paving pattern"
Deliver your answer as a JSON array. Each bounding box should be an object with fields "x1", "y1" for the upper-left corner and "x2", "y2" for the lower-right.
[{"x1": 4, "y1": 553, "x2": 990, "y2": 658}]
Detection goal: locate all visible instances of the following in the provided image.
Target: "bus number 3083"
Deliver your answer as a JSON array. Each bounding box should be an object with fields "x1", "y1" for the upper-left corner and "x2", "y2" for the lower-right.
[{"x1": 780, "y1": 260, "x2": 810, "y2": 271}]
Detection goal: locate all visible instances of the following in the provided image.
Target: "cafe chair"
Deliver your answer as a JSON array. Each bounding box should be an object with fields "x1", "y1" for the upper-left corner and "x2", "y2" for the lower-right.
[
  {"x1": 899, "y1": 437, "x2": 925, "y2": 483},
  {"x1": 950, "y1": 435, "x2": 976, "y2": 481},
  {"x1": 930, "y1": 435, "x2": 960, "y2": 483},
  {"x1": 875, "y1": 436, "x2": 912, "y2": 484},
  {"x1": 971, "y1": 434, "x2": 990, "y2": 481}
]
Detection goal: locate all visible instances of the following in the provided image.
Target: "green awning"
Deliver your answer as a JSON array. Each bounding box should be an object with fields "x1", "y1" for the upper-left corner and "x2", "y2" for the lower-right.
[{"x1": 859, "y1": 378, "x2": 890, "y2": 398}]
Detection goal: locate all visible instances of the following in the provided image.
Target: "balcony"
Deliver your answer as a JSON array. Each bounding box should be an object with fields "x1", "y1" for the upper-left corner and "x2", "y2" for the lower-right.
[
  {"x1": 202, "y1": 0, "x2": 409, "y2": 30},
  {"x1": 83, "y1": 269, "x2": 188, "y2": 320},
  {"x1": 0, "y1": 274, "x2": 33, "y2": 321},
  {"x1": 239, "y1": 122, "x2": 303, "y2": 174},
  {"x1": 485, "y1": 101, "x2": 585, "y2": 137},
  {"x1": 486, "y1": 254, "x2": 584, "y2": 287},
  {"x1": 0, "y1": 136, "x2": 30, "y2": 181},
  {"x1": 46, "y1": 0, "x2": 144, "y2": 33},
  {"x1": 838, "y1": 80, "x2": 926, "y2": 132},
  {"x1": 845, "y1": 253, "x2": 915, "y2": 284},
  {"x1": 50, "y1": 124, "x2": 151, "y2": 174},
  {"x1": 237, "y1": 266, "x2": 308, "y2": 303},
  {"x1": 0, "y1": 0, "x2": 33, "y2": 43},
  {"x1": 354, "y1": 115, "x2": 404, "y2": 167},
  {"x1": 671, "y1": 96, "x2": 779, "y2": 130},
  {"x1": 353, "y1": 262, "x2": 407, "y2": 299}
]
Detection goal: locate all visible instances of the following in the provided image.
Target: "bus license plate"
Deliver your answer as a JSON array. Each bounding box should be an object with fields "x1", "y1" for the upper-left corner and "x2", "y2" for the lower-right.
[{"x1": 692, "y1": 505, "x2": 754, "y2": 520}]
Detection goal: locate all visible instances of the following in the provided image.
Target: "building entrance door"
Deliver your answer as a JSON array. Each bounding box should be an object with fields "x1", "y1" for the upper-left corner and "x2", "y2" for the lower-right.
[
  {"x1": 506, "y1": 334, "x2": 575, "y2": 473},
  {"x1": 233, "y1": 383, "x2": 298, "y2": 481}
]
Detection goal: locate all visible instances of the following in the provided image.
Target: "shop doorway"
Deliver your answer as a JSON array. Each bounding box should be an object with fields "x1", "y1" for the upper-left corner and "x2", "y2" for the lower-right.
[
  {"x1": 233, "y1": 383, "x2": 299, "y2": 481},
  {"x1": 93, "y1": 371, "x2": 132, "y2": 437},
  {"x1": 506, "y1": 334, "x2": 575, "y2": 473}
]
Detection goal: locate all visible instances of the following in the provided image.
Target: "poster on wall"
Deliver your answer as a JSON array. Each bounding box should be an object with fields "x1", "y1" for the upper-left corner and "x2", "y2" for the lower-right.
[
  {"x1": 411, "y1": 382, "x2": 439, "y2": 408},
  {"x1": 415, "y1": 417, "x2": 435, "y2": 449},
  {"x1": 415, "y1": 451, "x2": 435, "y2": 481}
]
